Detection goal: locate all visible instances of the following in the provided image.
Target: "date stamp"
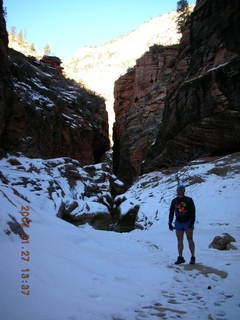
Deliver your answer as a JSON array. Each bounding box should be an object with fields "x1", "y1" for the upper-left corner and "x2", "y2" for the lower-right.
[{"x1": 20, "y1": 206, "x2": 31, "y2": 295}]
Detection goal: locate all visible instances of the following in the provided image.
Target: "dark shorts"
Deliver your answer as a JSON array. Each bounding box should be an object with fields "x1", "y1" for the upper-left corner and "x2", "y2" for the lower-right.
[{"x1": 175, "y1": 220, "x2": 194, "y2": 231}]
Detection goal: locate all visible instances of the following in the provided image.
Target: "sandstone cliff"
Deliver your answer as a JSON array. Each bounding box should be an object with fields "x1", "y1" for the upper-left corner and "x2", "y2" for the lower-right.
[
  {"x1": 143, "y1": 0, "x2": 240, "y2": 173},
  {"x1": 113, "y1": 45, "x2": 178, "y2": 184},
  {"x1": 0, "y1": 1, "x2": 10, "y2": 154},
  {"x1": 113, "y1": 0, "x2": 240, "y2": 183},
  {"x1": 0, "y1": 1, "x2": 110, "y2": 165},
  {"x1": 2, "y1": 49, "x2": 110, "y2": 164},
  {"x1": 63, "y1": 10, "x2": 183, "y2": 133}
]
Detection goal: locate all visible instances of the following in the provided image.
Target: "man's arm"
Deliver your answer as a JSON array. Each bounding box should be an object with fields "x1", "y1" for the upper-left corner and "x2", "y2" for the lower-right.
[
  {"x1": 189, "y1": 198, "x2": 196, "y2": 226},
  {"x1": 169, "y1": 199, "x2": 175, "y2": 224}
]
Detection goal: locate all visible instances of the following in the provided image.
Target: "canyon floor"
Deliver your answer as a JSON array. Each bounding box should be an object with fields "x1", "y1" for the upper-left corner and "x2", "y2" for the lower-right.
[{"x1": 0, "y1": 152, "x2": 240, "y2": 320}]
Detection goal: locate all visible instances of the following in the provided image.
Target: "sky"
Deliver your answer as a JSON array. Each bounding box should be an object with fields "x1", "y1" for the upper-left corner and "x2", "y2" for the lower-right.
[{"x1": 4, "y1": 0, "x2": 195, "y2": 61}]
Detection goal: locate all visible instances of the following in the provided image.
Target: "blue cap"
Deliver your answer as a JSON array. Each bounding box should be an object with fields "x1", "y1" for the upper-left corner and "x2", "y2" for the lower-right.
[{"x1": 177, "y1": 184, "x2": 185, "y2": 190}]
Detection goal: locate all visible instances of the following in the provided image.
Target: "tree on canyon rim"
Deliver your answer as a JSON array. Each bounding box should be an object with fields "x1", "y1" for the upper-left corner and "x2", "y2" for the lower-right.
[
  {"x1": 176, "y1": 0, "x2": 190, "y2": 33},
  {"x1": 17, "y1": 30, "x2": 24, "y2": 45},
  {"x1": 44, "y1": 43, "x2": 51, "y2": 55}
]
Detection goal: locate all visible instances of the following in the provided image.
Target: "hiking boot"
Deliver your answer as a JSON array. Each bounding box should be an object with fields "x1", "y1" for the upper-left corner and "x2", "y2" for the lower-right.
[
  {"x1": 175, "y1": 256, "x2": 185, "y2": 264},
  {"x1": 189, "y1": 256, "x2": 196, "y2": 264}
]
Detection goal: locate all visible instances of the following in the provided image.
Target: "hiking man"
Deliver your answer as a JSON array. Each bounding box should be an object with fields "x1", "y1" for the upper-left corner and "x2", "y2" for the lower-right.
[{"x1": 168, "y1": 184, "x2": 196, "y2": 264}]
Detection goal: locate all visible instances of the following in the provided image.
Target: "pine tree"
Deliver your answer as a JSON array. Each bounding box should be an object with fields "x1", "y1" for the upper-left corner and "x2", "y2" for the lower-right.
[
  {"x1": 2, "y1": 6, "x2": 7, "y2": 18},
  {"x1": 17, "y1": 30, "x2": 24, "y2": 45},
  {"x1": 30, "y1": 43, "x2": 36, "y2": 52},
  {"x1": 10, "y1": 26, "x2": 16, "y2": 41},
  {"x1": 24, "y1": 29, "x2": 27, "y2": 41},
  {"x1": 44, "y1": 44, "x2": 51, "y2": 56},
  {"x1": 176, "y1": 0, "x2": 190, "y2": 34},
  {"x1": 177, "y1": 0, "x2": 188, "y2": 11}
]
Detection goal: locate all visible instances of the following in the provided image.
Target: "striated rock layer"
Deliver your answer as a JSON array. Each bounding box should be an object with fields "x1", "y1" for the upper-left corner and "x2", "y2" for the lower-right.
[
  {"x1": 143, "y1": 0, "x2": 240, "y2": 173},
  {"x1": 0, "y1": 1, "x2": 109, "y2": 164},
  {"x1": 0, "y1": 50, "x2": 110, "y2": 164},
  {"x1": 113, "y1": 0, "x2": 240, "y2": 183},
  {"x1": 63, "y1": 10, "x2": 183, "y2": 134},
  {"x1": 113, "y1": 45, "x2": 178, "y2": 184},
  {"x1": 7, "y1": 49, "x2": 110, "y2": 164}
]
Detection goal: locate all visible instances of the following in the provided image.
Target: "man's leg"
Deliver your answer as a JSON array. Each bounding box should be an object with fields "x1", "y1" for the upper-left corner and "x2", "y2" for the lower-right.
[
  {"x1": 186, "y1": 230, "x2": 195, "y2": 257},
  {"x1": 176, "y1": 230, "x2": 184, "y2": 257}
]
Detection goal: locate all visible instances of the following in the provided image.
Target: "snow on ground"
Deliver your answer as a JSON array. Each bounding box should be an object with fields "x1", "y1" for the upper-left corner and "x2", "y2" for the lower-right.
[{"x1": 0, "y1": 153, "x2": 240, "y2": 320}]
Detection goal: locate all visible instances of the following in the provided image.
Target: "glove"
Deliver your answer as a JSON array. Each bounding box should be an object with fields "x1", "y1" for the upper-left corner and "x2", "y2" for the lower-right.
[{"x1": 168, "y1": 223, "x2": 174, "y2": 231}]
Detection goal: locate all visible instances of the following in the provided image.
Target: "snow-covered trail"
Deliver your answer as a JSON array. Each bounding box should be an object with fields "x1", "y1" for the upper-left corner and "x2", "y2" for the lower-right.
[
  {"x1": 1, "y1": 220, "x2": 239, "y2": 320},
  {"x1": 1, "y1": 153, "x2": 240, "y2": 320}
]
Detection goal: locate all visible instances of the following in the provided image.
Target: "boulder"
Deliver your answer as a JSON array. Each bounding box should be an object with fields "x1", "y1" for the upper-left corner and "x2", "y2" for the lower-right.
[
  {"x1": 209, "y1": 233, "x2": 237, "y2": 250},
  {"x1": 116, "y1": 205, "x2": 140, "y2": 232}
]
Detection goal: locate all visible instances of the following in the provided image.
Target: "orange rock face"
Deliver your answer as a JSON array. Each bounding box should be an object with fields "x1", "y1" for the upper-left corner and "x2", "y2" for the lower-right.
[
  {"x1": 113, "y1": 45, "x2": 178, "y2": 184},
  {"x1": 113, "y1": 0, "x2": 240, "y2": 183},
  {"x1": 1, "y1": 48, "x2": 110, "y2": 164},
  {"x1": 1, "y1": 0, "x2": 110, "y2": 164},
  {"x1": 143, "y1": 0, "x2": 240, "y2": 174}
]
